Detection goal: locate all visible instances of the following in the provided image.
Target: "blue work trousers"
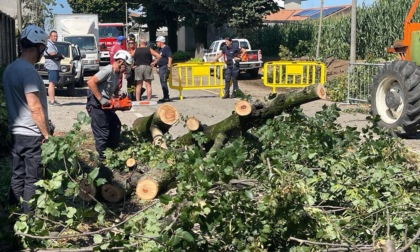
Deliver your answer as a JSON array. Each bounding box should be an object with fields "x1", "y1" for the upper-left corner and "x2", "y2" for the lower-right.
[
  {"x1": 158, "y1": 65, "x2": 170, "y2": 99},
  {"x1": 224, "y1": 64, "x2": 240, "y2": 94},
  {"x1": 10, "y1": 134, "x2": 44, "y2": 213},
  {"x1": 86, "y1": 94, "x2": 121, "y2": 160}
]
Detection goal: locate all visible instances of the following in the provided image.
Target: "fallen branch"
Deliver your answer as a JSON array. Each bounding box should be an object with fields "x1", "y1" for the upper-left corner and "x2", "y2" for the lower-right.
[
  {"x1": 288, "y1": 236, "x2": 374, "y2": 251},
  {"x1": 396, "y1": 227, "x2": 420, "y2": 252},
  {"x1": 16, "y1": 200, "x2": 159, "y2": 240}
]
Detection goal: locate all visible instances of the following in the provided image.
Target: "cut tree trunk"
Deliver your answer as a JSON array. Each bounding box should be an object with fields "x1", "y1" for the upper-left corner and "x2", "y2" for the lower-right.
[
  {"x1": 136, "y1": 168, "x2": 173, "y2": 200},
  {"x1": 101, "y1": 172, "x2": 133, "y2": 203},
  {"x1": 132, "y1": 104, "x2": 179, "y2": 141},
  {"x1": 176, "y1": 84, "x2": 326, "y2": 147},
  {"x1": 186, "y1": 116, "x2": 202, "y2": 132}
]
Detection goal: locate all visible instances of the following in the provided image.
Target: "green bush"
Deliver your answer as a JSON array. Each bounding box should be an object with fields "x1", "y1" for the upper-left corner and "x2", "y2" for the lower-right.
[
  {"x1": 172, "y1": 50, "x2": 192, "y2": 63},
  {"x1": 324, "y1": 74, "x2": 348, "y2": 102}
]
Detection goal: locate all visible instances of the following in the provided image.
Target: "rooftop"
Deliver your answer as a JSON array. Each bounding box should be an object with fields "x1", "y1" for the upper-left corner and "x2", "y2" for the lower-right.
[{"x1": 265, "y1": 5, "x2": 351, "y2": 22}]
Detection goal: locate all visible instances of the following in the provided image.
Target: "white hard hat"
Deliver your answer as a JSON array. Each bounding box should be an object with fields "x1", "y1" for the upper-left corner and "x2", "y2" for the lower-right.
[
  {"x1": 21, "y1": 24, "x2": 48, "y2": 46},
  {"x1": 156, "y1": 36, "x2": 165, "y2": 43},
  {"x1": 113, "y1": 50, "x2": 133, "y2": 65}
]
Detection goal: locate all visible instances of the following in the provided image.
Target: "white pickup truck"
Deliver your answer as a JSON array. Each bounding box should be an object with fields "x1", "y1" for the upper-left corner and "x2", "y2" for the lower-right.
[{"x1": 202, "y1": 38, "x2": 263, "y2": 78}]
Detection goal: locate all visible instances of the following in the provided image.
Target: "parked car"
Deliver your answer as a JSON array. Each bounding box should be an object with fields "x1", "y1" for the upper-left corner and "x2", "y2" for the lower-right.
[
  {"x1": 203, "y1": 38, "x2": 263, "y2": 78},
  {"x1": 35, "y1": 41, "x2": 85, "y2": 96}
]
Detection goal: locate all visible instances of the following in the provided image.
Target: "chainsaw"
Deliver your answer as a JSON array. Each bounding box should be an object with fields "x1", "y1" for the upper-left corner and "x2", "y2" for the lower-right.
[{"x1": 102, "y1": 96, "x2": 132, "y2": 111}]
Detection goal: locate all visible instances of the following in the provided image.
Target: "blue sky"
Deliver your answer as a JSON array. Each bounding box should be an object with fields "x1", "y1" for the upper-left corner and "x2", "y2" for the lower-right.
[{"x1": 52, "y1": 0, "x2": 376, "y2": 15}]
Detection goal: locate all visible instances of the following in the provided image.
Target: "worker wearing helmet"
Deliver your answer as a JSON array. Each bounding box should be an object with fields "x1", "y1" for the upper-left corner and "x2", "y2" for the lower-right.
[
  {"x1": 86, "y1": 50, "x2": 133, "y2": 160},
  {"x1": 109, "y1": 35, "x2": 125, "y2": 64},
  {"x1": 3, "y1": 24, "x2": 52, "y2": 213}
]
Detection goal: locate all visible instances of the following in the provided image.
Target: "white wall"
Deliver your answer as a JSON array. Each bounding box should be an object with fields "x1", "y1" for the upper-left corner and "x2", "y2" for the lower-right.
[{"x1": 285, "y1": 0, "x2": 302, "y2": 9}]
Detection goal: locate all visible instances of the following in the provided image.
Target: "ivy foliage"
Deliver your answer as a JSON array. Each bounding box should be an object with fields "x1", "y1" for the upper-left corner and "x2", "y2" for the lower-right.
[{"x1": 9, "y1": 106, "x2": 420, "y2": 251}]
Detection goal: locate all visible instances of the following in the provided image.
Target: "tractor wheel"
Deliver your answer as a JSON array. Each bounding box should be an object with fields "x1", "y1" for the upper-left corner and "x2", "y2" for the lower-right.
[{"x1": 371, "y1": 60, "x2": 420, "y2": 136}]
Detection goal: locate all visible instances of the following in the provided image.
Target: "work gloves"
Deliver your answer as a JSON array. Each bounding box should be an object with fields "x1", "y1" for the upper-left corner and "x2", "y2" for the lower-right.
[{"x1": 99, "y1": 96, "x2": 110, "y2": 106}]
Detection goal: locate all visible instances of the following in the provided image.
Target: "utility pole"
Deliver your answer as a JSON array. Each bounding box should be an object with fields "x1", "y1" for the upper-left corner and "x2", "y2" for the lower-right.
[
  {"x1": 125, "y1": 2, "x2": 129, "y2": 37},
  {"x1": 350, "y1": 0, "x2": 357, "y2": 63},
  {"x1": 316, "y1": 0, "x2": 324, "y2": 59},
  {"x1": 17, "y1": 0, "x2": 22, "y2": 33}
]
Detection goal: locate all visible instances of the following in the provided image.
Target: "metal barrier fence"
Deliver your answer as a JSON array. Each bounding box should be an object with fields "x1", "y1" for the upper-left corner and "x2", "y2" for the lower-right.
[
  {"x1": 262, "y1": 61, "x2": 326, "y2": 93},
  {"x1": 169, "y1": 62, "x2": 225, "y2": 100},
  {"x1": 346, "y1": 62, "x2": 384, "y2": 103}
]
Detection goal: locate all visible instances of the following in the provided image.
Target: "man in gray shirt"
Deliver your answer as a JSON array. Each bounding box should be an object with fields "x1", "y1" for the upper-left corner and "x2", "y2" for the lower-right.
[
  {"x1": 44, "y1": 30, "x2": 63, "y2": 106},
  {"x1": 3, "y1": 25, "x2": 50, "y2": 213},
  {"x1": 86, "y1": 50, "x2": 133, "y2": 160}
]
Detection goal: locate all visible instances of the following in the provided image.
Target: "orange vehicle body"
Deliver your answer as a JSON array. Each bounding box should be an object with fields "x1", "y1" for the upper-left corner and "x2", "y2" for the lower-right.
[{"x1": 388, "y1": 0, "x2": 420, "y2": 61}]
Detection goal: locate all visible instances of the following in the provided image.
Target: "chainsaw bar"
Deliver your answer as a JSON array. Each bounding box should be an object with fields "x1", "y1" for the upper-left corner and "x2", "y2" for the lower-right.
[{"x1": 131, "y1": 100, "x2": 158, "y2": 106}]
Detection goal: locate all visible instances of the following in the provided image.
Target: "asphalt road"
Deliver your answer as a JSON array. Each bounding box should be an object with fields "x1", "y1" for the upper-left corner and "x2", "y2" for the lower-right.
[{"x1": 49, "y1": 73, "x2": 241, "y2": 138}]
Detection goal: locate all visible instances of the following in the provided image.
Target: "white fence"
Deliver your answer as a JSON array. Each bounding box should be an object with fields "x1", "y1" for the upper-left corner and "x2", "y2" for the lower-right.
[{"x1": 345, "y1": 62, "x2": 385, "y2": 104}]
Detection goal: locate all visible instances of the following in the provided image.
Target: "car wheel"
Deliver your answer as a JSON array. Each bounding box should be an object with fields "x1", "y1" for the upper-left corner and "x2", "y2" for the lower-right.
[
  {"x1": 249, "y1": 68, "x2": 259, "y2": 79},
  {"x1": 76, "y1": 73, "x2": 84, "y2": 87},
  {"x1": 67, "y1": 78, "x2": 76, "y2": 96}
]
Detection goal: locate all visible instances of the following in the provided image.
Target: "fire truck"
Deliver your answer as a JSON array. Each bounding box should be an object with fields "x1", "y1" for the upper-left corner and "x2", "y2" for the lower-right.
[{"x1": 98, "y1": 23, "x2": 126, "y2": 63}]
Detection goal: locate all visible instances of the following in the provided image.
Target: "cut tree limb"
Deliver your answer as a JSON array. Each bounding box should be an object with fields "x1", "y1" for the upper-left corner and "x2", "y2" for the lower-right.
[
  {"x1": 136, "y1": 168, "x2": 173, "y2": 200},
  {"x1": 186, "y1": 116, "x2": 202, "y2": 132},
  {"x1": 176, "y1": 84, "x2": 326, "y2": 147},
  {"x1": 101, "y1": 172, "x2": 133, "y2": 203},
  {"x1": 132, "y1": 104, "x2": 179, "y2": 140}
]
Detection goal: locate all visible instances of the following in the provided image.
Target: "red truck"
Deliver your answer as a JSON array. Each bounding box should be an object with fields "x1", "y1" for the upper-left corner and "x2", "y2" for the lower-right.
[{"x1": 98, "y1": 23, "x2": 126, "y2": 63}]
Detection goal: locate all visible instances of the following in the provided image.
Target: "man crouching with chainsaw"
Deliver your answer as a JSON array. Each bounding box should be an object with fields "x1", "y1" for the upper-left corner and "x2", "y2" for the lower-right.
[{"x1": 86, "y1": 50, "x2": 133, "y2": 160}]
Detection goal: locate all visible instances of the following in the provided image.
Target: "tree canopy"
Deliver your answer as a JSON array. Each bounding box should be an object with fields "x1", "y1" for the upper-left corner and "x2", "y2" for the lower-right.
[{"x1": 68, "y1": 0, "x2": 280, "y2": 53}]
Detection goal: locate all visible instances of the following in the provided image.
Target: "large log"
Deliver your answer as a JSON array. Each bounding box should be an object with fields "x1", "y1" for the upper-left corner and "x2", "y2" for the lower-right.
[
  {"x1": 136, "y1": 168, "x2": 173, "y2": 200},
  {"x1": 176, "y1": 84, "x2": 326, "y2": 146},
  {"x1": 101, "y1": 172, "x2": 133, "y2": 203},
  {"x1": 132, "y1": 104, "x2": 179, "y2": 140}
]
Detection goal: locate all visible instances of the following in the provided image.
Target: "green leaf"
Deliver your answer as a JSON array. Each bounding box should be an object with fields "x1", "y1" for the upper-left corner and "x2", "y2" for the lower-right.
[
  {"x1": 179, "y1": 231, "x2": 194, "y2": 242},
  {"x1": 159, "y1": 194, "x2": 172, "y2": 204},
  {"x1": 89, "y1": 168, "x2": 100, "y2": 181},
  {"x1": 93, "y1": 234, "x2": 103, "y2": 244},
  {"x1": 224, "y1": 166, "x2": 233, "y2": 175},
  {"x1": 66, "y1": 206, "x2": 77, "y2": 218},
  {"x1": 245, "y1": 190, "x2": 254, "y2": 200}
]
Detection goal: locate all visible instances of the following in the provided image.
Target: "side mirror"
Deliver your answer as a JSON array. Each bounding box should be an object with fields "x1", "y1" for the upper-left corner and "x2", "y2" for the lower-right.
[
  {"x1": 100, "y1": 43, "x2": 106, "y2": 50},
  {"x1": 73, "y1": 55, "x2": 81, "y2": 60},
  {"x1": 82, "y1": 54, "x2": 87, "y2": 59}
]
